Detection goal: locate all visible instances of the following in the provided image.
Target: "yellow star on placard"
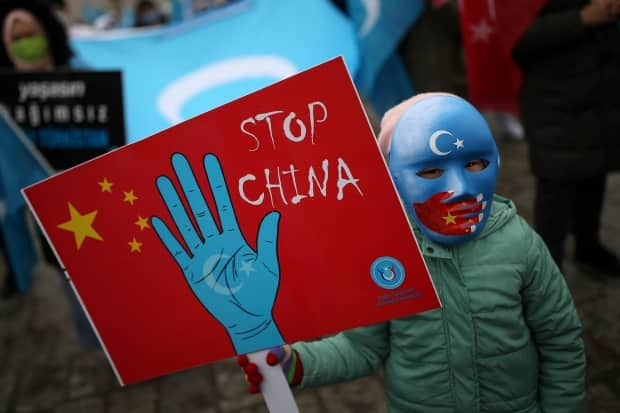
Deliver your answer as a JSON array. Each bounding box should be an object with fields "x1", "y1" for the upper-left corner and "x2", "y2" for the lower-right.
[
  {"x1": 123, "y1": 189, "x2": 138, "y2": 205},
  {"x1": 98, "y1": 177, "x2": 114, "y2": 193},
  {"x1": 57, "y1": 202, "x2": 103, "y2": 250},
  {"x1": 442, "y1": 212, "x2": 457, "y2": 225},
  {"x1": 128, "y1": 237, "x2": 143, "y2": 253},
  {"x1": 135, "y1": 216, "x2": 150, "y2": 231}
]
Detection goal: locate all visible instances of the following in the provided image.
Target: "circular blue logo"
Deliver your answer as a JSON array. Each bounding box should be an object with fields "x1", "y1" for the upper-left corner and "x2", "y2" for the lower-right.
[{"x1": 370, "y1": 256, "x2": 405, "y2": 289}]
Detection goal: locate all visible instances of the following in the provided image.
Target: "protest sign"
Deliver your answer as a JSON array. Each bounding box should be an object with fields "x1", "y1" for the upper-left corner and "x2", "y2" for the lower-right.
[
  {"x1": 23, "y1": 57, "x2": 439, "y2": 385},
  {"x1": 0, "y1": 70, "x2": 125, "y2": 169}
]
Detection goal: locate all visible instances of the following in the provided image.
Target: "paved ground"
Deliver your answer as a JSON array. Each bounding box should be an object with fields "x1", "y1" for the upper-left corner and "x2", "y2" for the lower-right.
[{"x1": 1, "y1": 135, "x2": 620, "y2": 413}]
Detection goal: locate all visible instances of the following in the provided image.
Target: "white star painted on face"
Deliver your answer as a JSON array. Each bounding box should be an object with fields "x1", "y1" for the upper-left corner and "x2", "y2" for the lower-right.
[
  {"x1": 470, "y1": 19, "x2": 493, "y2": 43},
  {"x1": 240, "y1": 260, "x2": 255, "y2": 276},
  {"x1": 453, "y1": 138, "x2": 465, "y2": 149}
]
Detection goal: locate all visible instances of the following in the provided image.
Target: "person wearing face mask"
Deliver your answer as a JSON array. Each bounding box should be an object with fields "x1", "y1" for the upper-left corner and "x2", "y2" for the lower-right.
[
  {"x1": 134, "y1": 0, "x2": 168, "y2": 28},
  {"x1": 0, "y1": 0, "x2": 73, "y2": 71},
  {"x1": 238, "y1": 93, "x2": 585, "y2": 413},
  {"x1": 0, "y1": 0, "x2": 72, "y2": 297},
  {"x1": 0, "y1": 0, "x2": 99, "y2": 350}
]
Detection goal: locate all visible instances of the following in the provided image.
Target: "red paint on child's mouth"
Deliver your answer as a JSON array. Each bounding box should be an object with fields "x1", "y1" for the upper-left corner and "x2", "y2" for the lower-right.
[{"x1": 413, "y1": 191, "x2": 485, "y2": 235}]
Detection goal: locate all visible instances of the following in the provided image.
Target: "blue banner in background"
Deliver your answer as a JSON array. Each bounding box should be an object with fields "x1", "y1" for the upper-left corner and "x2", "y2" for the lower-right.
[
  {"x1": 0, "y1": 110, "x2": 52, "y2": 292},
  {"x1": 71, "y1": 0, "x2": 359, "y2": 143},
  {"x1": 346, "y1": 0, "x2": 425, "y2": 116}
]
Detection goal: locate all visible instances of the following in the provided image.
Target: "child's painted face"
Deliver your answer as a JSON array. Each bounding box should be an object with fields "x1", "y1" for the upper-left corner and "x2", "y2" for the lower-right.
[
  {"x1": 2, "y1": 9, "x2": 52, "y2": 70},
  {"x1": 387, "y1": 95, "x2": 499, "y2": 247}
]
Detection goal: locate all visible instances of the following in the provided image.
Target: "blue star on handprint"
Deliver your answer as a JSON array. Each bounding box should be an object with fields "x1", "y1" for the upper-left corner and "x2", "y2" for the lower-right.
[{"x1": 151, "y1": 153, "x2": 284, "y2": 354}]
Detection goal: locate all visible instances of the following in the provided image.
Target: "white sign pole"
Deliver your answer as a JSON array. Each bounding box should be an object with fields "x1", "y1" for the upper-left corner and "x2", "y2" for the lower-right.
[{"x1": 248, "y1": 350, "x2": 300, "y2": 413}]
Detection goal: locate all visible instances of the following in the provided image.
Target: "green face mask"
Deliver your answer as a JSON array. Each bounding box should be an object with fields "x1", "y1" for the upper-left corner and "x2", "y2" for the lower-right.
[{"x1": 8, "y1": 35, "x2": 49, "y2": 63}]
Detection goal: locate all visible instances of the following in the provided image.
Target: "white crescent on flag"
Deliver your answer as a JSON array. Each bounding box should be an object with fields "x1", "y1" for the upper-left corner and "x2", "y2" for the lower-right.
[
  {"x1": 72, "y1": 0, "x2": 359, "y2": 142},
  {"x1": 157, "y1": 56, "x2": 297, "y2": 124}
]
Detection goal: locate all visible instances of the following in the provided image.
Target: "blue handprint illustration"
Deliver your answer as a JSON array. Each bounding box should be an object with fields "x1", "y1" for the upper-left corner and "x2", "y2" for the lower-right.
[{"x1": 151, "y1": 153, "x2": 284, "y2": 355}]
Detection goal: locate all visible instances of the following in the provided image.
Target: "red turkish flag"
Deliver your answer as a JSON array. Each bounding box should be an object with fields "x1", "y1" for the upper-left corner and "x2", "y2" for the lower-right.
[
  {"x1": 459, "y1": 0, "x2": 547, "y2": 114},
  {"x1": 23, "y1": 58, "x2": 440, "y2": 385}
]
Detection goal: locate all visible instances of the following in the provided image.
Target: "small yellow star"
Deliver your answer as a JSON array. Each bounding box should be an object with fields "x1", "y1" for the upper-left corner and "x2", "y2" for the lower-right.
[
  {"x1": 57, "y1": 202, "x2": 103, "y2": 250},
  {"x1": 98, "y1": 177, "x2": 114, "y2": 193},
  {"x1": 135, "y1": 216, "x2": 150, "y2": 231},
  {"x1": 128, "y1": 237, "x2": 143, "y2": 253},
  {"x1": 123, "y1": 190, "x2": 138, "y2": 206},
  {"x1": 442, "y1": 212, "x2": 457, "y2": 225}
]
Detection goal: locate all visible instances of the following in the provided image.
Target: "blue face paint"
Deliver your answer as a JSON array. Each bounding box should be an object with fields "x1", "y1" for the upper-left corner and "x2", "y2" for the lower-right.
[{"x1": 387, "y1": 95, "x2": 499, "y2": 246}]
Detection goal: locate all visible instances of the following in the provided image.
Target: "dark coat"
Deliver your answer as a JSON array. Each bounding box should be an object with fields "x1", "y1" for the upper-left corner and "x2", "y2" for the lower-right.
[{"x1": 513, "y1": 0, "x2": 620, "y2": 181}]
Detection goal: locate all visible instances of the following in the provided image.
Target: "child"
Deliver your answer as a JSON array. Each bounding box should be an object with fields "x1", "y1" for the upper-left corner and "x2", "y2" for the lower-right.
[{"x1": 239, "y1": 93, "x2": 585, "y2": 413}]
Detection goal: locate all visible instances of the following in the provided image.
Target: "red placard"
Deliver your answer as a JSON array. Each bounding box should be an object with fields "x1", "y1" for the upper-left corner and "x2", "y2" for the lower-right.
[{"x1": 23, "y1": 57, "x2": 440, "y2": 385}]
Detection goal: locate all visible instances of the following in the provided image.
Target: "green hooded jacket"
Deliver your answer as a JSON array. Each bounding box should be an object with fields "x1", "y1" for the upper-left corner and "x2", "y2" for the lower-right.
[{"x1": 293, "y1": 195, "x2": 585, "y2": 413}]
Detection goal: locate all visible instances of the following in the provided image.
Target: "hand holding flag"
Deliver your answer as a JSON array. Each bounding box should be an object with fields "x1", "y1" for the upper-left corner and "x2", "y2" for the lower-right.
[{"x1": 151, "y1": 153, "x2": 284, "y2": 355}]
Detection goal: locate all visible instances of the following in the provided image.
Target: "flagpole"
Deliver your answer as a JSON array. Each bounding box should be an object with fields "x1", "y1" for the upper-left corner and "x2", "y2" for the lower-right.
[{"x1": 248, "y1": 350, "x2": 300, "y2": 413}]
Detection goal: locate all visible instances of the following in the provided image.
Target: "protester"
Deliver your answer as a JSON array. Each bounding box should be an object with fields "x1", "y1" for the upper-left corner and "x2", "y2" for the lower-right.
[
  {"x1": 0, "y1": 0, "x2": 99, "y2": 349},
  {"x1": 0, "y1": 0, "x2": 70, "y2": 295},
  {"x1": 134, "y1": 0, "x2": 168, "y2": 28},
  {"x1": 0, "y1": 0, "x2": 73, "y2": 70},
  {"x1": 512, "y1": 0, "x2": 620, "y2": 273},
  {"x1": 239, "y1": 93, "x2": 585, "y2": 412}
]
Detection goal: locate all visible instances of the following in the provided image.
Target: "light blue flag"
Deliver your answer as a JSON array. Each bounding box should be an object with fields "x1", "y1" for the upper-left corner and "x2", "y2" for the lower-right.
[
  {"x1": 0, "y1": 109, "x2": 53, "y2": 292},
  {"x1": 346, "y1": 0, "x2": 425, "y2": 116},
  {"x1": 71, "y1": 0, "x2": 359, "y2": 143}
]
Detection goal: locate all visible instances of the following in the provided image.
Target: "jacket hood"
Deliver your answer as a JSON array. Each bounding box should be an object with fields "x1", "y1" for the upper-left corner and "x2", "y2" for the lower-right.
[{"x1": 478, "y1": 194, "x2": 517, "y2": 239}]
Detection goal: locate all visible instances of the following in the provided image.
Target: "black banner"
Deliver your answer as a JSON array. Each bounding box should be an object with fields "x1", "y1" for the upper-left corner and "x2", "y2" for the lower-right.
[{"x1": 0, "y1": 70, "x2": 126, "y2": 169}]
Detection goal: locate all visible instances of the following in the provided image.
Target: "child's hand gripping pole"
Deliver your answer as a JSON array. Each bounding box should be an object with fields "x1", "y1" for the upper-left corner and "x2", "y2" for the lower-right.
[{"x1": 238, "y1": 346, "x2": 302, "y2": 412}]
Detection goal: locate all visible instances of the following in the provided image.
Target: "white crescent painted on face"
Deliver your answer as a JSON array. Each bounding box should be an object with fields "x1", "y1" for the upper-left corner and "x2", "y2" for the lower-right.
[
  {"x1": 429, "y1": 130, "x2": 453, "y2": 156},
  {"x1": 157, "y1": 55, "x2": 298, "y2": 124}
]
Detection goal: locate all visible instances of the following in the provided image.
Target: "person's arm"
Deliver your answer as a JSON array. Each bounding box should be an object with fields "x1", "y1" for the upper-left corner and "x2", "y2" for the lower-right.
[
  {"x1": 514, "y1": 0, "x2": 619, "y2": 58},
  {"x1": 513, "y1": 8, "x2": 585, "y2": 57},
  {"x1": 292, "y1": 321, "x2": 390, "y2": 388},
  {"x1": 520, "y1": 219, "x2": 585, "y2": 413}
]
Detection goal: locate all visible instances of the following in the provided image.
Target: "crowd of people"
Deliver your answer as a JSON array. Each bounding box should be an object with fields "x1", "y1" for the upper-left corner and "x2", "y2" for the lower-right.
[{"x1": 0, "y1": 0, "x2": 618, "y2": 411}]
